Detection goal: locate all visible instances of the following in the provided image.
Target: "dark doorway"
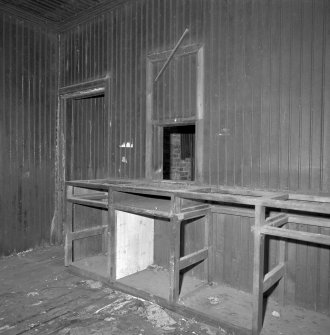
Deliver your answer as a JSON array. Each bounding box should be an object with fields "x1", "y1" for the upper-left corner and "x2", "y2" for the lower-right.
[
  {"x1": 163, "y1": 125, "x2": 195, "y2": 181},
  {"x1": 65, "y1": 93, "x2": 108, "y2": 181}
]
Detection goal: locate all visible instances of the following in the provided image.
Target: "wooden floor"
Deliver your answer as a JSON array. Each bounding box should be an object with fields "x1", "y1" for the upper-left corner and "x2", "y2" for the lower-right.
[
  {"x1": 1, "y1": 246, "x2": 329, "y2": 335},
  {"x1": 0, "y1": 246, "x2": 219, "y2": 335},
  {"x1": 72, "y1": 254, "x2": 330, "y2": 335}
]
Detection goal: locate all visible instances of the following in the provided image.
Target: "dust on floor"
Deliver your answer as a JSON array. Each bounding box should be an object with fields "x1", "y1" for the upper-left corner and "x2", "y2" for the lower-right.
[{"x1": 0, "y1": 246, "x2": 224, "y2": 335}]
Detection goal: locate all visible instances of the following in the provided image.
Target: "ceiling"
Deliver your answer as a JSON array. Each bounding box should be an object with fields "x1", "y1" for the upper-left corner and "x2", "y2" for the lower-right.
[{"x1": 1, "y1": 0, "x2": 110, "y2": 23}]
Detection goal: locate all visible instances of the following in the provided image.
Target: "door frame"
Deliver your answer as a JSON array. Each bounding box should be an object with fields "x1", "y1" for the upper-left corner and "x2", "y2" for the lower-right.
[{"x1": 53, "y1": 76, "x2": 110, "y2": 244}]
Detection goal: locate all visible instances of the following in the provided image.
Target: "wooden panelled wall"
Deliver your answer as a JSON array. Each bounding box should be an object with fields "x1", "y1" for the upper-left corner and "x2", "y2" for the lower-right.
[
  {"x1": 0, "y1": 11, "x2": 58, "y2": 256},
  {"x1": 59, "y1": 0, "x2": 330, "y2": 314}
]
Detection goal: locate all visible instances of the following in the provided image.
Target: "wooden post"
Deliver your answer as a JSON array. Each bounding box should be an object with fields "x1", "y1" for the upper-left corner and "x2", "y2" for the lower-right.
[
  {"x1": 169, "y1": 196, "x2": 181, "y2": 304},
  {"x1": 107, "y1": 187, "x2": 117, "y2": 282},
  {"x1": 205, "y1": 209, "x2": 214, "y2": 284},
  {"x1": 64, "y1": 185, "x2": 73, "y2": 266},
  {"x1": 102, "y1": 212, "x2": 108, "y2": 255},
  {"x1": 252, "y1": 204, "x2": 266, "y2": 335},
  {"x1": 277, "y1": 239, "x2": 286, "y2": 306}
]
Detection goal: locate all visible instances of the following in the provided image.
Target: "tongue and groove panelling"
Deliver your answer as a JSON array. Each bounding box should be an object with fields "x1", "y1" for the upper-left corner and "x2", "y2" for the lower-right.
[
  {"x1": 59, "y1": 0, "x2": 330, "y2": 193},
  {"x1": 59, "y1": 0, "x2": 330, "y2": 314},
  {"x1": 0, "y1": 11, "x2": 58, "y2": 256}
]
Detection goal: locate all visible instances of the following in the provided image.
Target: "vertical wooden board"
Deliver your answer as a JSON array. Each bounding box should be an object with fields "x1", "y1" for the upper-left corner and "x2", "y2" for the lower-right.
[
  {"x1": 183, "y1": 216, "x2": 205, "y2": 280},
  {"x1": 154, "y1": 218, "x2": 170, "y2": 269},
  {"x1": 0, "y1": 12, "x2": 57, "y2": 256},
  {"x1": 202, "y1": 0, "x2": 212, "y2": 184},
  {"x1": 231, "y1": 215, "x2": 241, "y2": 288},
  {"x1": 284, "y1": 222, "x2": 295, "y2": 305},
  {"x1": 177, "y1": 55, "x2": 185, "y2": 120},
  {"x1": 239, "y1": 216, "x2": 253, "y2": 292},
  {"x1": 234, "y1": 0, "x2": 245, "y2": 187},
  {"x1": 310, "y1": 0, "x2": 325, "y2": 192},
  {"x1": 153, "y1": 60, "x2": 162, "y2": 121},
  {"x1": 300, "y1": 0, "x2": 313, "y2": 191},
  {"x1": 116, "y1": 211, "x2": 154, "y2": 279},
  {"x1": 294, "y1": 224, "x2": 309, "y2": 308},
  {"x1": 317, "y1": 227, "x2": 330, "y2": 313},
  {"x1": 223, "y1": 214, "x2": 234, "y2": 285},
  {"x1": 72, "y1": 203, "x2": 105, "y2": 260},
  {"x1": 217, "y1": 0, "x2": 228, "y2": 186},
  {"x1": 259, "y1": 0, "x2": 271, "y2": 188},
  {"x1": 242, "y1": 0, "x2": 253, "y2": 188},
  {"x1": 214, "y1": 213, "x2": 225, "y2": 283},
  {"x1": 248, "y1": 215, "x2": 255, "y2": 291},
  {"x1": 267, "y1": 236, "x2": 279, "y2": 297},
  {"x1": 162, "y1": 59, "x2": 171, "y2": 122},
  {"x1": 208, "y1": 0, "x2": 221, "y2": 186},
  {"x1": 268, "y1": 0, "x2": 281, "y2": 189},
  {"x1": 288, "y1": 0, "x2": 303, "y2": 191},
  {"x1": 123, "y1": 5, "x2": 130, "y2": 178},
  {"x1": 278, "y1": 0, "x2": 291, "y2": 190},
  {"x1": 131, "y1": 3, "x2": 137, "y2": 179},
  {"x1": 304, "y1": 225, "x2": 320, "y2": 310},
  {"x1": 322, "y1": 0, "x2": 330, "y2": 193},
  {"x1": 224, "y1": 0, "x2": 236, "y2": 186},
  {"x1": 250, "y1": 0, "x2": 262, "y2": 187},
  {"x1": 74, "y1": 235, "x2": 103, "y2": 261}
]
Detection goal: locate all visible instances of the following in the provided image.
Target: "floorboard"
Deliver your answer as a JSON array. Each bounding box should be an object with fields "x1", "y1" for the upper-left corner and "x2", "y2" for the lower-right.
[
  {"x1": 0, "y1": 246, "x2": 223, "y2": 335},
  {"x1": 1, "y1": 246, "x2": 329, "y2": 334}
]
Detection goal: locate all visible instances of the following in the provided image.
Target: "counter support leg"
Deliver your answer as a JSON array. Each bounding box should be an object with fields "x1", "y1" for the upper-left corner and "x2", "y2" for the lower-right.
[
  {"x1": 205, "y1": 210, "x2": 214, "y2": 284},
  {"x1": 252, "y1": 205, "x2": 266, "y2": 335},
  {"x1": 169, "y1": 216, "x2": 181, "y2": 304},
  {"x1": 108, "y1": 189, "x2": 117, "y2": 282},
  {"x1": 278, "y1": 239, "x2": 287, "y2": 306},
  {"x1": 64, "y1": 185, "x2": 73, "y2": 266}
]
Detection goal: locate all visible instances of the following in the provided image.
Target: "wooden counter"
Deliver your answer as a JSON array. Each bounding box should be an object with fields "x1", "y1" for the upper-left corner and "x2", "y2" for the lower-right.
[{"x1": 64, "y1": 179, "x2": 330, "y2": 335}]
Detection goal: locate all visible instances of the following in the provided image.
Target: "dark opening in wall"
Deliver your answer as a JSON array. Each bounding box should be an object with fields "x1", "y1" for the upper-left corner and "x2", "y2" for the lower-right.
[
  {"x1": 163, "y1": 125, "x2": 195, "y2": 181},
  {"x1": 65, "y1": 93, "x2": 107, "y2": 181}
]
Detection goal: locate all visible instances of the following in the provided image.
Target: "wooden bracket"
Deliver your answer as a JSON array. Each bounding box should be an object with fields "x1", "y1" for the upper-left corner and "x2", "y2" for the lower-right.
[{"x1": 154, "y1": 28, "x2": 189, "y2": 83}]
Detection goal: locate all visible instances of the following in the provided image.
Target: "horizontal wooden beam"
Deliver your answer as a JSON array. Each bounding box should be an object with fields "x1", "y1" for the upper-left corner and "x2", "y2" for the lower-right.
[
  {"x1": 152, "y1": 117, "x2": 197, "y2": 126},
  {"x1": 69, "y1": 225, "x2": 107, "y2": 241},
  {"x1": 265, "y1": 213, "x2": 288, "y2": 227},
  {"x1": 114, "y1": 204, "x2": 170, "y2": 219},
  {"x1": 67, "y1": 196, "x2": 108, "y2": 209},
  {"x1": 73, "y1": 192, "x2": 107, "y2": 200},
  {"x1": 181, "y1": 204, "x2": 210, "y2": 214},
  {"x1": 263, "y1": 263, "x2": 285, "y2": 293},
  {"x1": 261, "y1": 226, "x2": 330, "y2": 246},
  {"x1": 66, "y1": 181, "x2": 110, "y2": 191},
  {"x1": 260, "y1": 199, "x2": 330, "y2": 215},
  {"x1": 179, "y1": 248, "x2": 208, "y2": 270},
  {"x1": 176, "y1": 208, "x2": 210, "y2": 221},
  {"x1": 288, "y1": 214, "x2": 330, "y2": 228},
  {"x1": 289, "y1": 193, "x2": 330, "y2": 203},
  {"x1": 211, "y1": 205, "x2": 255, "y2": 218}
]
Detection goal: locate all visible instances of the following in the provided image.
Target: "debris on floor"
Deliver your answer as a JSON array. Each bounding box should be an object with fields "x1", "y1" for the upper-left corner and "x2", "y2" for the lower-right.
[
  {"x1": 144, "y1": 303, "x2": 177, "y2": 329},
  {"x1": 2, "y1": 246, "x2": 328, "y2": 335},
  {"x1": 208, "y1": 296, "x2": 221, "y2": 305},
  {"x1": 0, "y1": 246, "x2": 228, "y2": 334}
]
